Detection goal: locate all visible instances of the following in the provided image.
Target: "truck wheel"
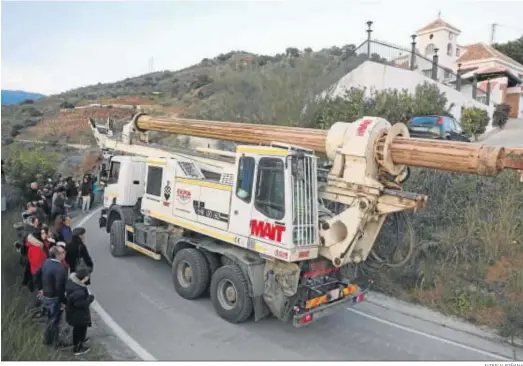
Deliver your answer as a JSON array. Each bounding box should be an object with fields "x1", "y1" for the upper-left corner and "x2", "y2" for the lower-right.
[
  {"x1": 110, "y1": 220, "x2": 128, "y2": 257},
  {"x1": 210, "y1": 265, "x2": 253, "y2": 324},
  {"x1": 202, "y1": 250, "x2": 221, "y2": 276},
  {"x1": 172, "y1": 248, "x2": 210, "y2": 300}
]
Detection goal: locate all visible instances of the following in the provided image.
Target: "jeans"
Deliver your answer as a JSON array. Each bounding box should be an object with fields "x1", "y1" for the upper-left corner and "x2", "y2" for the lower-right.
[
  {"x1": 42, "y1": 297, "x2": 62, "y2": 345},
  {"x1": 82, "y1": 195, "x2": 91, "y2": 212}
]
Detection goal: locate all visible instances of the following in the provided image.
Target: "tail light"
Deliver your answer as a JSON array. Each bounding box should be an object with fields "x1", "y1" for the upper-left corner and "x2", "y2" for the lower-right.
[
  {"x1": 299, "y1": 313, "x2": 314, "y2": 325},
  {"x1": 437, "y1": 117, "x2": 444, "y2": 125}
]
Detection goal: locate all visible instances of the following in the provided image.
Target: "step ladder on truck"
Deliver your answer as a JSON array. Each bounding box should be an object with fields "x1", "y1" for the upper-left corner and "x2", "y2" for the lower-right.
[{"x1": 88, "y1": 112, "x2": 523, "y2": 327}]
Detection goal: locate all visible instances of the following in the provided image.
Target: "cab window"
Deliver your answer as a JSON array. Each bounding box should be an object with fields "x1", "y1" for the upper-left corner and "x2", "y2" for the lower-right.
[
  {"x1": 254, "y1": 157, "x2": 285, "y2": 220},
  {"x1": 108, "y1": 161, "x2": 121, "y2": 184},
  {"x1": 146, "y1": 166, "x2": 163, "y2": 196},
  {"x1": 236, "y1": 156, "x2": 255, "y2": 203}
]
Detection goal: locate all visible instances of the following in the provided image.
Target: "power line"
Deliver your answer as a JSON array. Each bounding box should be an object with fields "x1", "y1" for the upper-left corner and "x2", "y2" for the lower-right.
[{"x1": 496, "y1": 23, "x2": 523, "y2": 34}]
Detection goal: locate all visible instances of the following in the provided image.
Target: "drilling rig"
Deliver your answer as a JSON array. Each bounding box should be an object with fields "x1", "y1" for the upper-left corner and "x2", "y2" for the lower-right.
[{"x1": 88, "y1": 113, "x2": 522, "y2": 327}]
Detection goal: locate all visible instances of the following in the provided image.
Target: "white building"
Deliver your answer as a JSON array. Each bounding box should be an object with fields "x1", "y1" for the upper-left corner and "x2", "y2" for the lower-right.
[{"x1": 414, "y1": 18, "x2": 523, "y2": 118}]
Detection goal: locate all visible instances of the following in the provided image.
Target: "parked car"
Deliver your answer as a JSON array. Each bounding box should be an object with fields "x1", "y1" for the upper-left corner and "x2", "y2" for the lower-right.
[{"x1": 407, "y1": 115, "x2": 472, "y2": 142}]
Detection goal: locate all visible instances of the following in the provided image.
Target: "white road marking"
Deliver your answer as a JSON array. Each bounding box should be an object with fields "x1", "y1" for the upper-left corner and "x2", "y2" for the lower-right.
[
  {"x1": 347, "y1": 308, "x2": 512, "y2": 361},
  {"x1": 73, "y1": 209, "x2": 157, "y2": 361}
]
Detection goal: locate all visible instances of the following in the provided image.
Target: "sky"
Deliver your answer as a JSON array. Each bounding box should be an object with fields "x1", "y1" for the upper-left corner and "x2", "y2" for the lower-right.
[{"x1": 2, "y1": 0, "x2": 523, "y2": 95}]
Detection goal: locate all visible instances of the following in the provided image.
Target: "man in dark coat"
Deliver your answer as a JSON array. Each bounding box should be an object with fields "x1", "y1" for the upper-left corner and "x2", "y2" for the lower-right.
[
  {"x1": 66, "y1": 267, "x2": 94, "y2": 355},
  {"x1": 34, "y1": 246, "x2": 68, "y2": 347}
]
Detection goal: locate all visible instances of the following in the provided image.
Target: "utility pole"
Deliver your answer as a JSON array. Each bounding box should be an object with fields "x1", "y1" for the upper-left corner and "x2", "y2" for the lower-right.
[
  {"x1": 490, "y1": 23, "x2": 497, "y2": 44},
  {"x1": 148, "y1": 57, "x2": 154, "y2": 73}
]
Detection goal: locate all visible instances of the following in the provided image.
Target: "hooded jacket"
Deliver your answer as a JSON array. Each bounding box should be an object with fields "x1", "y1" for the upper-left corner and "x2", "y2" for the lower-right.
[
  {"x1": 65, "y1": 273, "x2": 94, "y2": 327},
  {"x1": 26, "y1": 234, "x2": 47, "y2": 275}
]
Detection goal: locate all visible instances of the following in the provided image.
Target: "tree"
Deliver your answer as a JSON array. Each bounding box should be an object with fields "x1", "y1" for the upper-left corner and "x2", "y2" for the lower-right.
[
  {"x1": 492, "y1": 103, "x2": 511, "y2": 129},
  {"x1": 460, "y1": 107, "x2": 490, "y2": 140},
  {"x1": 285, "y1": 47, "x2": 300, "y2": 58},
  {"x1": 24, "y1": 106, "x2": 43, "y2": 117},
  {"x1": 4, "y1": 145, "x2": 59, "y2": 196},
  {"x1": 60, "y1": 101, "x2": 75, "y2": 109},
  {"x1": 493, "y1": 35, "x2": 523, "y2": 65}
]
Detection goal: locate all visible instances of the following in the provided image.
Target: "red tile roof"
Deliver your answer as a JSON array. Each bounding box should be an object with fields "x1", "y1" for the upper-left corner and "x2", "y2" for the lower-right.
[
  {"x1": 457, "y1": 43, "x2": 523, "y2": 68},
  {"x1": 417, "y1": 19, "x2": 460, "y2": 33}
]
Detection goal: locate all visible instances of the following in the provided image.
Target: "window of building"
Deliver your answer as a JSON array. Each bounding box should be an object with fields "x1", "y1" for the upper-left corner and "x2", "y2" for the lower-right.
[
  {"x1": 449, "y1": 32, "x2": 454, "y2": 40},
  {"x1": 146, "y1": 166, "x2": 163, "y2": 196},
  {"x1": 447, "y1": 43, "x2": 453, "y2": 56},
  {"x1": 456, "y1": 48, "x2": 461, "y2": 57},
  {"x1": 235, "y1": 156, "x2": 255, "y2": 203},
  {"x1": 425, "y1": 43, "x2": 435, "y2": 56},
  {"x1": 254, "y1": 157, "x2": 285, "y2": 220},
  {"x1": 108, "y1": 161, "x2": 121, "y2": 184}
]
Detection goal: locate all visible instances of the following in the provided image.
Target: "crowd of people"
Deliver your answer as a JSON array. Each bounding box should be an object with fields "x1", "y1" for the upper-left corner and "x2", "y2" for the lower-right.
[{"x1": 15, "y1": 174, "x2": 101, "y2": 356}]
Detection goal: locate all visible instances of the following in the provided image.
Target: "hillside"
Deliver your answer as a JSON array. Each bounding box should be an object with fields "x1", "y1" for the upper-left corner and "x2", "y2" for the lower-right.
[
  {"x1": 2, "y1": 44, "x2": 366, "y2": 145},
  {"x1": 1, "y1": 90, "x2": 45, "y2": 105}
]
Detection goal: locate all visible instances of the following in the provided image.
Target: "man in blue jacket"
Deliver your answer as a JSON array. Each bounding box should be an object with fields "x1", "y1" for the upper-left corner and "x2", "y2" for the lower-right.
[{"x1": 34, "y1": 246, "x2": 68, "y2": 347}]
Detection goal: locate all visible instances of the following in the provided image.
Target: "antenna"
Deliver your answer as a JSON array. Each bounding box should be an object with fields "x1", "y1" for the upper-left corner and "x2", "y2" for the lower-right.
[
  {"x1": 437, "y1": 10, "x2": 441, "y2": 19},
  {"x1": 490, "y1": 23, "x2": 497, "y2": 44}
]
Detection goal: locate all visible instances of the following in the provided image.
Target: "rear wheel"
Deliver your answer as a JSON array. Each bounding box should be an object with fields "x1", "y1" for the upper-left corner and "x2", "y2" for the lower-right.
[
  {"x1": 210, "y1": 265, "x2": 253, "y2": 324},
  {"x1": 109, "y1": 220, "x2": 128, "y2": 257},
  {"x1": 202, "y1": 250, "x2": 221, "y2": 277},
  {"x1": 172, "y1": 248, "x2": 210, "y2": 299}
]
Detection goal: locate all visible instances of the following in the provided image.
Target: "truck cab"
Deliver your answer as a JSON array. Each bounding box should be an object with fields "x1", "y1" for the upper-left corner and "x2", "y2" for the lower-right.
[{"x1": 99, "y1": 155, "x2": 147, "y2": 230}]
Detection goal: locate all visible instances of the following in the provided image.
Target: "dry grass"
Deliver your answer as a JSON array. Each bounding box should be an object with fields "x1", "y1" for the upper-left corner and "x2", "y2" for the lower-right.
[
  {"x1": 1, "y1": 211, "x2": 108, "y2": 361},
  {"x1": 373, "y1": 169, "x2": 523, "y2": 338}
]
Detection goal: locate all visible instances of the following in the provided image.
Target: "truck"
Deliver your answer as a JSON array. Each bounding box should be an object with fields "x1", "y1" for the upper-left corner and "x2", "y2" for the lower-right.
[{"x1": 88, "y1": 112, "x2": 522, "y2": 327}]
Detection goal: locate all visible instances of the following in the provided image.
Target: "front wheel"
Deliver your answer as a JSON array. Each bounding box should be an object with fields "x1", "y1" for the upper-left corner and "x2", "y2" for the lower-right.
[
  {"x1": 210, "y1": 265, "x2": 253, "y2": 324},
  {"x1": 109, "y1": 220, "x2": 129, "y2": 257}
]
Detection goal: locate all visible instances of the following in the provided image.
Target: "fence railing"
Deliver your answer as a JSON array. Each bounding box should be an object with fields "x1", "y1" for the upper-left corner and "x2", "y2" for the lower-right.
[{"x1": 355, "y1": 32, "x2": 491, "y2": 106}]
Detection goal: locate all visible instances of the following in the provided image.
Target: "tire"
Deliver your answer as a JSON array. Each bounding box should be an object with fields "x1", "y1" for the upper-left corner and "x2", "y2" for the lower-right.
[
  {"x1": 202, "y1": 250, "x2": 221, "y2": 277},
  {"x1": 172, "y1": 248, "x2": 210, "y2": 299},
  {"x1": 110, "y1": 220, "x2": 128, "y2": 257},
  {"x1": 210, "y1": 265, "x2": 253, "y2": 324}
]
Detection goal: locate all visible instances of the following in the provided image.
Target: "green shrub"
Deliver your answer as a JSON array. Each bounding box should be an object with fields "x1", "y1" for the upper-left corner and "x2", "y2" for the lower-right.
[
  {"x1": 314, "y1": 82, "x2": 451, "y2": 129},
  {"x1": 461, "y1": 107, "x2": 490, "y2": 139},
  {"x1": 3, "y1": 145, "x2": 59, "y2": 198}
]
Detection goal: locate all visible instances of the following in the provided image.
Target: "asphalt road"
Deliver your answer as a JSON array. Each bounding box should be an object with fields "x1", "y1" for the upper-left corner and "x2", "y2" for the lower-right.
[
  {"x1": 481, "y1": 118, "x2": 523, "y2": 147},
  {"x1": 80, "y1": 211, "x2": 519, "y2": 361}
]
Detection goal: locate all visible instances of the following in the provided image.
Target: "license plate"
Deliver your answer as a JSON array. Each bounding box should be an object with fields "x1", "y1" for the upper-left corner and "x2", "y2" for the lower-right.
[
  {"x1": 305, "y1": 285, "x2": 358, "y2": 309},
  {"x1": 410, "y1": 127, "x2": 429, "y2": 132}
]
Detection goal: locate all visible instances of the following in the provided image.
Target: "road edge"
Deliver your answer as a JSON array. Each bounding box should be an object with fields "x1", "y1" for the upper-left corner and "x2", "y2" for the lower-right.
[
  {"x1": 366, "y1": 291, "x2": 523, "y2": 348},
  {"x1": 73, "y1": 209, "x2": 157, "y2": 361}
]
